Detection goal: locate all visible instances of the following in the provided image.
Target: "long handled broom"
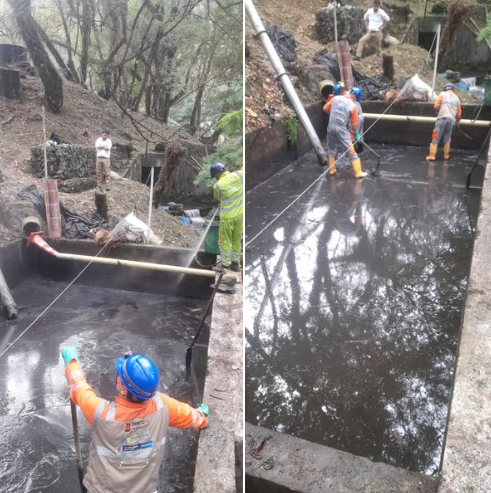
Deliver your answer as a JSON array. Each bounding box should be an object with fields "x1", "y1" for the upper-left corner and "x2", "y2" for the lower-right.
[
  {"x1": 70, "y1": 399, "x2": 87, "y2": 493},
  {"x1": 466, "y1": 126, "x2": 491, "y2": 189},
  {"x1": 186, "y1": 273, "x2": 224, "y2": 372}
]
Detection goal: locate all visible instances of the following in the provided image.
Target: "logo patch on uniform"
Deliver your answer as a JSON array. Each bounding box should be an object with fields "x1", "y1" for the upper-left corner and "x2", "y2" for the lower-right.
[{"x1": 124, "y1": 423, "x2": 131, "y2": 433}]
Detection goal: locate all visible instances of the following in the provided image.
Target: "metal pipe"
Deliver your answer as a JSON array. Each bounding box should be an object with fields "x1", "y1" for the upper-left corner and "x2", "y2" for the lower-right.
[
  {"x1": 27, "y1": 232, "x2": 216, "y2": 278},
  {"x1": 363, "y1": 113, "x2": 491, "y2": 127},
  {"x1": 245, "y1": 0, "x2": 328, "y2": 166},
  {"x1": 431, "y1": 24, "x2": 441, "y2": 99},
  {"x1": 70, "y1": 399, "x2": 87, "y2": 493}
]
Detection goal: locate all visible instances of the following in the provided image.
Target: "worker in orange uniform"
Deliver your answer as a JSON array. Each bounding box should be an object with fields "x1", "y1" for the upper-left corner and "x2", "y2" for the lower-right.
[
  {"x1": 426, "y1": 83, "x2": 462, "y2": 161},
  {"x1": 323, "y1": 84, "x2": 367, "y2": 178},
  {"x1": 61, "y1": 347, "x2": 208, "y2": 493}
]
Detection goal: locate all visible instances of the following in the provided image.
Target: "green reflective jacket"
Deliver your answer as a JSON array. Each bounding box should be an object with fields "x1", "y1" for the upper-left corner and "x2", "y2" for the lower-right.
[{"x1": 213, "y1": 170, "x2": 243, "y2": 219}]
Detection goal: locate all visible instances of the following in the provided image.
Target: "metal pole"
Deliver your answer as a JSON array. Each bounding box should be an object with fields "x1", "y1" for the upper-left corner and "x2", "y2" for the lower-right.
[
  {"x1": 245, "y1": 0, "x2": 328, "y2": 166},
  {"x1": 42, "y1": 106, "x2": 48, "y2": 179},
  {"x1": 147, "y1": 166, "x2": 155, "y2": 239},
  {"x1": 431, "y1": 24, "x2": 441, "y2": 100},
  {"x1": 333, "y1": 2, "x2": 338, "y2": 45}
]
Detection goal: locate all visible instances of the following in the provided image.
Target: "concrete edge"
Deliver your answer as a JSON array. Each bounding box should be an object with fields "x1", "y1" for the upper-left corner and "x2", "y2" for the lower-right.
[
  {"x1": 245, "y1": 423, "x2": 439, "y2": 493},
  {"x1": 194, "y1": 272, "x2": 243, "y2": 492},
  {"x1": 439, "y1": 141, "x2": 491, "y2": 492}
]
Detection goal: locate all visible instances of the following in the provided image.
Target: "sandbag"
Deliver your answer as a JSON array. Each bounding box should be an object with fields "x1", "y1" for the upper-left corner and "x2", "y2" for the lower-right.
[{"x1": 397, "y1": 74, "x2": 435, "y2": 102}]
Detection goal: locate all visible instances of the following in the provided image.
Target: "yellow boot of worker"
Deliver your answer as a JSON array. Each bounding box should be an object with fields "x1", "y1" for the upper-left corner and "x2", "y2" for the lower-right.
[
  {"x1": 328, "y1": 156, "x2": 336, "y2": 175},
  {"x1": 352, "y1": 158, "x2": 367, "y2": 178},
  {"x1": 444, "y1": 143, "x2": 451, "y2": 160},
  {"x1": 426, "y1": 143, "x2": 437, "y2": 161}
]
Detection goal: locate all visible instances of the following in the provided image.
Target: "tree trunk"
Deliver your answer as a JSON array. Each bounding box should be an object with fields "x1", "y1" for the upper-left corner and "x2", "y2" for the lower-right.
[
  {"x1": 35, "y1": 22, "x2": 76, "y2": 82},
  {"x1": 152, "y1": 142, "x2": 185, "y2": 208},
  {"x1": 80, "y1": 0, "x2": 92, "y2": 86},
  {"x1": 7, "y1": 0, "x2": 63, "y2": 113},
  {"x1": 189, "y1": 85, "x2": 204, "y2": 135}
]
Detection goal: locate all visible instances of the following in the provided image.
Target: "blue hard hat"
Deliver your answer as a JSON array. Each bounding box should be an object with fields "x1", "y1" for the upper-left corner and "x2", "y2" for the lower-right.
[
  {"x1": 116, "y1": 354, "x2": 159, "y2": 401},
  {"x1": 351, "y1": 87, "x2": 362, "y2": 101},
  {"x1": 333, "y1": 84, "x2": 343, "y2": 96},
  {"x1": 210, "y1": 162, "x2": 225, "y2": 178},
  {"x1": 443, "y1": 83, "x2": 454, "y2": 91}
]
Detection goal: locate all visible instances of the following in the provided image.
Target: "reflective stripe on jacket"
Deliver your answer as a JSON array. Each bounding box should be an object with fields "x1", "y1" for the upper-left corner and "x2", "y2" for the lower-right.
[
  {"x1": 435, "y1": 91, "x2": 461, "y2": 122},
  {"x1": 323, "y1": 95, "x2": 359, "y2": 132},
  {"x1": 213, "y1": 170, "x2": 243, "y2": 219},
  {"x1": 65, "y1": 361, "x2": 208, "y2": 493}
]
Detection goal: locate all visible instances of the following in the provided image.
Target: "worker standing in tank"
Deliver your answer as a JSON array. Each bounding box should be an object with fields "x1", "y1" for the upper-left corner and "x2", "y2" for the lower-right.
[
  {"x1": 61, "y1": 347, "x2": 209, "y2": 493},
  {"x1": 426, "y1": 83, "x2": 462, "y2": 161},
  {"x1": 210, "y1": 163, "x2": 243, "y2": 272},
  {"x1": 323, "y1": 84, "x2": 367, "y2": 178}
]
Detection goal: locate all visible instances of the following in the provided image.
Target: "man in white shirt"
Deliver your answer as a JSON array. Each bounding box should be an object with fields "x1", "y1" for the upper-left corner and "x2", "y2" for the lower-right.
[
  {"x1": 355, "y1": 0, "x2": 390, "y2": 59},
  {"x1": 95, "y1": 130, "x2": 112, "y2": 191}
]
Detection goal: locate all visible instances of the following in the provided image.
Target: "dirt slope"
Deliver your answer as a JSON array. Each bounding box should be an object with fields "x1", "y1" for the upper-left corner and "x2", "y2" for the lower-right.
[
  {"x1": 0, "y1": 76, "x2": 203, "y2": 248},
  {"x1": 246, "y1": 0, "x2": 481, "y2": 132}
]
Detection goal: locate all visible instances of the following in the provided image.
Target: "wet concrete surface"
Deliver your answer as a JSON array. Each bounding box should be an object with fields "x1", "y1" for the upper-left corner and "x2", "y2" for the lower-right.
[
  {"x1": 0, "y1": 276, "x2": 207, "y2": 492},
  {"x1": 245, "y1": 145, "x2": 484, "y2": 475}
]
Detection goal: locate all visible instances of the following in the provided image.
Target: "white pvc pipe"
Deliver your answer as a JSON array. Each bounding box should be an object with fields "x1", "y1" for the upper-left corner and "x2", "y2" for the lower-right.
[
  {"x1": 54, "y1": 251, "x2": 216, "y2": 277},
  {"x1": 42, "y1": 106, "x2": 48, "y2": 179},
  {"x1": 363, "y1": 113, "x2": 491, "y2": 127},
  {"x1": 431, "y1": 24, "x2": 441, "y2": 100},
  {"x1": 245, "y1": 0, "x2": 328, "y2": 166},
  {"x1": 147, "y1": 166, "x2": 154, "y2": 239}
]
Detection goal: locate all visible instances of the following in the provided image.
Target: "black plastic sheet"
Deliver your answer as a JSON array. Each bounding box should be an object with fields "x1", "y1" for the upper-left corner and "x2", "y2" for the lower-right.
[
  {"x1": 18, "y1": 184, "x2": 106, "y2": 239},
  {"x1": 313, "y1": 50, "x2": 391, "y2": 100},
  {"x1": 265, "y1": 23, "x2": 297, "y2": 63}
]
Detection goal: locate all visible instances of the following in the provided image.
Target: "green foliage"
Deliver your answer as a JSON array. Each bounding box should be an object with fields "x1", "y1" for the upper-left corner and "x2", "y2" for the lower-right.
[
  {"x1": 194, "y1": 139, "x2": 243, "y2": 187},
  {"x1": 216, "y1": 109, "x2": 243, "y2": 137},
  {"x1": 477, "y1": 13, "x2": 491, "y2": 43},
  {"x1": 285, "y1": 113, "x2": 300, "y2": 146}
]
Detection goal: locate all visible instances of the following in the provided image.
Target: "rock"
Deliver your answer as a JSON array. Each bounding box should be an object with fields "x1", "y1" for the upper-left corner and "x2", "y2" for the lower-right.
[
  {"x1": 31, "y1": 144, "x2": 96, "y2": 180},
  {"x1": 314, "y1": 6, "x2": 365, "y2": 45},
  {"x1": 27, "y1": 112, "x2": 43, "y2": 122},
  {"x1": 58, "y1": 176, "x2": 97, "y2": 193}
]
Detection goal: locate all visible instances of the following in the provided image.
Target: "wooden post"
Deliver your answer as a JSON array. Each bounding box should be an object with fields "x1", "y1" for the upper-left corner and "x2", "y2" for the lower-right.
[
  {"x1": 147, "y1": 165, "x2": 155, "y2": 239},
  {"x1": 0, "y1": 267, "x2": 18, "y2": 320},
  {"x1": 383, "y1": 55, "x2": 394, "y2": 82},
  {"x1": 42, "y1": 106, "x2": 48, "y2": 179},
  {"x1": 95, "y1": 190, "x2": 108, "y2": 220}
]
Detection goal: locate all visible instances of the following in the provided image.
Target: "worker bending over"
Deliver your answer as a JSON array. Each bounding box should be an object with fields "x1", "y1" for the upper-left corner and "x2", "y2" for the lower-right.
[
  {"x1": 323, "y1": 84, "x2": 367, "y2": 178},
  {"x1": 210, "y1": 163, "x2": 243, "y2": 272},
  {"x1": 61, "y1": 347, "x2": 208, "y2": 493},
  {"x1": 426, "y1": 83, "x2": 462, "y2": 161}
]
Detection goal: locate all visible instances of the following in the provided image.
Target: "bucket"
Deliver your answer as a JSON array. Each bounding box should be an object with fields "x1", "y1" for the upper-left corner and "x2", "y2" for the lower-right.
[
  {"x1": 204, "y1": 220, "x2": 220, "y2": 255},
  {"x1": 485, "y1": 76, "x2": 491, "y2": 108},
  {"x1": 21, "y1": 216, "x2": 41, "y2": 238}
]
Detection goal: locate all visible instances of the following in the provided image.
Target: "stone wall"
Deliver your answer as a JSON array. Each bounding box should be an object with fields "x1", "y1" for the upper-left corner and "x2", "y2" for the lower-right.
[
  {"x1": 314, "y1": 6, "x2": 365, "y2": 45},
  {"x1": 31, "y1": 144, "x2": 96, "y2": 179}
]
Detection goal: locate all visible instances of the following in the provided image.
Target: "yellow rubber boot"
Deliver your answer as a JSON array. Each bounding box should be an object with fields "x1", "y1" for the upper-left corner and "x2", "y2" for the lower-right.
[
  {"x1": 426, "y1": 143, "x2": 437, "y2": 161},
  {"x1": 352, "y1": 158, "x2": 367, "y2": 178},
  {"x1": 328, "y1": 156, "x2": 337, "y2": 175},
  {"x1": 444, "y1": 143, "x2": 451, "y2": 160}
]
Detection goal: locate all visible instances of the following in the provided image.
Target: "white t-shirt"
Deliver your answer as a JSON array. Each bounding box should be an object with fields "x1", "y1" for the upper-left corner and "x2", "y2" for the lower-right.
[
  {"x1": 95, "y1": 137, "x2": 112, "y2": 158},
  {"x1": 364, "y1": 8, "x2": 390, "y2": 32}
]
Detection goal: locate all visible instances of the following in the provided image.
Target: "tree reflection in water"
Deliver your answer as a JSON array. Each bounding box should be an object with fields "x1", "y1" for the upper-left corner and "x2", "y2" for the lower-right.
[{"x1": 245, "y1": 147, "x2": 481, "y2": 474}]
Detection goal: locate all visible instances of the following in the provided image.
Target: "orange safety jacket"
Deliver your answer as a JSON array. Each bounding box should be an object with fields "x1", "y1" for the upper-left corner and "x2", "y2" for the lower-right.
[
  {"x1": 323, "y1": 95, "x2": 359, "y2": 133},
  {"x1": 434, "y1": 91, "x2": 462, "y2": 123},
  {"x1": 65, "y1": 360, "x2": 208, "y2": 493}
]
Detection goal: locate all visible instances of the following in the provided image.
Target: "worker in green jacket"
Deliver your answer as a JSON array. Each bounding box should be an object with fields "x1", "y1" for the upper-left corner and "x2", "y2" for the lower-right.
[{"x1": 210, "y1": 163, "x2": 243, "y2": 272}]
